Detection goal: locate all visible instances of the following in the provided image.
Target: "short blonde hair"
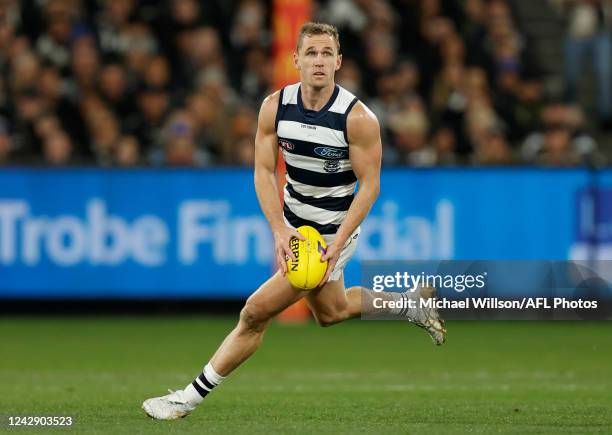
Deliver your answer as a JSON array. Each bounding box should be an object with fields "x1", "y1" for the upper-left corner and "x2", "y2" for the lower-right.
[{"x1": 297, "y1": 22, "x2": 340, "y2": 53}]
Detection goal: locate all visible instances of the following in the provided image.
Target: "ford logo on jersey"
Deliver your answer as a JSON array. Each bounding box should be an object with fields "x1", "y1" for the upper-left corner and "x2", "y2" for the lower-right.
[{"x1": 314, "y1": 147, "x2": 347, "y2": 159}]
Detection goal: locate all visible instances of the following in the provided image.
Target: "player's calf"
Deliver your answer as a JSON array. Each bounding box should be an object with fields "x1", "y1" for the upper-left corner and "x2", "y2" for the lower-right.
[{"x1": 143, "y1": 273, "x2": 302, "y2": 420}]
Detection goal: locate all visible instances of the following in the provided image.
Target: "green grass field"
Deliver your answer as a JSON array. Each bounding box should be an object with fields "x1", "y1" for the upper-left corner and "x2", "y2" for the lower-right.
[{"x1": 1, "y1": 317, "x2": 611, "y2": 434}]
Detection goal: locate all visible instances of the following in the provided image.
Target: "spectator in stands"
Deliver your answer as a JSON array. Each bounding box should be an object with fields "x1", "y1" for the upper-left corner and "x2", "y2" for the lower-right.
[
  {"x1": 121, "y1": 22, "x2": 158, "y2": 79},
  {"x1": 430, "y1": 125, "x2": 459, "y2": 165},
  {"x1": 235, "y1": 136, "x2": 255, "y2": 166},
  {"x1": 461, "y1": 0, "x2": 490, "y2": 68},
  {"x1": 195, "y1": 66, "x2": 239, "y2": 116},
  {"x1": 228, "y1": 0, "x2": 269, "y2": 95},
  {"x1": 39, "y1": 64, "x2": 88, "y2": 151},
  {"x1": 388, "y1": 96, "x2": 436, "y2": 166},
  {"x1": 42, "y1": 130, "x2": 74, "y2": 165},
  {"x1": 155, "y1": 108, "x2": 212, "y2": 166},
  {"x1": 432, "y1": 61, "x2": 464, "y2": 116},
  {"x1": 472, "y1": 127, "x2": 514, "y2": 165},
  {"x1": 33, "y1": 112, "x2": 61, "y2": 142},
  {"x1": 464, "y1": 92, "x2": 505, "y2": 150},
  {"x1": 135, "y1": 84, "x2": 170, "y2": 151},
  {"x1": 12, "y1": 86, "x2": 45, "y2": 157},
  {"x1": 98, "y1": 61, "x2": 138, "y2": 129},
  {"x1": 512, "y1": 77, "x2": 545, "y2": 140},
  {"x1": 0, "y1": 118, "x2": 13, "y2": 164},
  {"x1": 539, "y1": 124, "x2": 577, "y2": 166},
  {"x1": 187, "y1": 91, "x2": 224, "y2": 158},
  {"x1": 521, "y1": 102, "x2": 600, "y2": 165},
  {"x1": 336, "y1": 58, "x2": 363, "y2": 97},
  {"x1": 0, "y1": 0, "x2": 603, "y2": 167},
  {"x1": 115, "y1": 135, "x2": 142, "y2": 166},
  {"x1": 222, "y1": 105, "x2": 256, "y2": 164},
  {"x1": 95, "y1": 0, "x2": 138, "y2": 58},
  {"x1": 236, "y1": 46, "x2": 273, "y2": 106},
  {"x1": 143, "y1": 55, "x2": 171, "y2": 89},
  {"x1": 554, "y1": 0, "x2": 612, "y2": 128},
  {"x1": 164, "y1": 136, "x2": 197, "y2": 166},
  {"x1": 68, "y1": 35, "x2": 100, "y2": 98},
  {"x1": 36, "y1": 0, "x2": 94, "y2": 75},
  {"x1": 10, "y1": 50, "x2": 40, "y2": 94},
  {"x1": 86, "y1": 107, "x2": 121, "y2": 165}
]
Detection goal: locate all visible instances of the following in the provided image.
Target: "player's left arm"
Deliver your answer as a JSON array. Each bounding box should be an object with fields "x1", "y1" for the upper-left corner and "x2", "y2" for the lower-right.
[{"x1": 319, "y1": 101, "x2": 382, "y2": 285}]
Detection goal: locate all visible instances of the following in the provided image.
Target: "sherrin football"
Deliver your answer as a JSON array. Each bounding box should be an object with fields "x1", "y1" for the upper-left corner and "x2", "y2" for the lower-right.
[{"x1": 286, "y1": 225, "x2": 328, "y2": 290}]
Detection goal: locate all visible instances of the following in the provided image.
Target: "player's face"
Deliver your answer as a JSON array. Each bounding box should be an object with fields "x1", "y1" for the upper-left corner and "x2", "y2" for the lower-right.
[{"x1": 294, "y1": 35, "x2": 341, "y2": 89}]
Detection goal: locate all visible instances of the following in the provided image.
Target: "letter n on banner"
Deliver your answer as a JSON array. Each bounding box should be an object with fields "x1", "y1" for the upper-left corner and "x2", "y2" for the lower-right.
[{"x1": 272, "y1": 0, "x2": 312, "y2": 322}]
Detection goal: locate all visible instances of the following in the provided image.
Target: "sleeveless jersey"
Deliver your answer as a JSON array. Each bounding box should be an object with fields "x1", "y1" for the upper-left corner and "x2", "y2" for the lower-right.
[{"x1": 275, "y1": 83, "x2": 359, "y2": 235}]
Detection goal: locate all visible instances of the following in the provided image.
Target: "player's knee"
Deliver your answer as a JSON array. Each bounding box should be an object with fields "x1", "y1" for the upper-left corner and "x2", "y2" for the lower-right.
[
  {"x1": 316, "y1": 315, "x2": 335, "y2": 327},
  {"x1": 239, "y1": 301, "x2": 269, "y2": 332},
  {"x1": 314, "y1": 310, "x2": 346, "y2": 327}
]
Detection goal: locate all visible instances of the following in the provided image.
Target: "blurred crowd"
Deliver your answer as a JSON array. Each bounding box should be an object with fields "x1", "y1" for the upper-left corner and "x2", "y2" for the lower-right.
[{"x1": 0, "y1": 0, "x2": 607, "y2": 167}]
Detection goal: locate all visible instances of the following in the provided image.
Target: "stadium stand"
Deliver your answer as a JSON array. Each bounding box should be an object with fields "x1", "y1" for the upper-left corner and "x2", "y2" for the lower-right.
[{"x1": 0, "y1": 0, "x2": 608, "y2": 167}]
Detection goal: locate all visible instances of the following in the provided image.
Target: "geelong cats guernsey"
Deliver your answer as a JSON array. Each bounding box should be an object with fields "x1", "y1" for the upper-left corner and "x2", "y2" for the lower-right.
[{"x1": 275, "y1": 83, "x2": 359, "y2": 235}]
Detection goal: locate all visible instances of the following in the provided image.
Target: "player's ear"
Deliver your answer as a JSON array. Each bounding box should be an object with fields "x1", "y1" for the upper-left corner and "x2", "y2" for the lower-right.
[
  {"x1": 335, "y1": 53, "x2": 342, "y2": 71},
  {"x1": 293, "y1": 51, "x2": 300, "y2": 70}
]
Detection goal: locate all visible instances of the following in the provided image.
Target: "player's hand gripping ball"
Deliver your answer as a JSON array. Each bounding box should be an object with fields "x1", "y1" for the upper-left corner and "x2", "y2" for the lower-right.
[{"x1": 286, "y1": 225, "x2": 328, "y2": 290}]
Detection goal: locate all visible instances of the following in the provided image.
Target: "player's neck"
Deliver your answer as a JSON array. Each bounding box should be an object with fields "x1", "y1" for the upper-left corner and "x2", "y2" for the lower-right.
[{"x1": 299, "y1": 83, "x2": 335, "y2": 112}]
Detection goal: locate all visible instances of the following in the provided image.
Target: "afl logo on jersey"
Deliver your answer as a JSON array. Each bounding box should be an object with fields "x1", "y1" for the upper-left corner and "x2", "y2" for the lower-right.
[
  {"x1": 324, "y1": 160, "x2": 341, "y2": 173},
  {"x1": 314, "y1": 147, "x2": 347, "y2": 160},
  {"x1": 279, "y1": 139, "x2": 294, "y2": 151}
]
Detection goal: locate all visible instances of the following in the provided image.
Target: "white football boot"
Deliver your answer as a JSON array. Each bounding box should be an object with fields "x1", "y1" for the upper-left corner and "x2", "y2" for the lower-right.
[
  {"x1": 142, "y1": 389, "x2": 196, "y2": 420},
  {"x1": 402, "y1": 286, "x2": 447, "y2": 345}
]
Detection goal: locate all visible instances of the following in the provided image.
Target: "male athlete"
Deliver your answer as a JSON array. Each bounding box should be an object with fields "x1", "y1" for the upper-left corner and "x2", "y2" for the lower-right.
[{"x1": 143, "y1": 22, "x2": 446, "y2": 420}]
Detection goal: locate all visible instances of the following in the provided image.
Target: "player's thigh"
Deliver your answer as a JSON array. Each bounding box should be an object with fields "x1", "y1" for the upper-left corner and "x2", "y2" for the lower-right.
[
  {"x1": 244, "y1": 271, "x2": 307, "y2": 321},
  {"x1": 305, "y1": 230, "x2": 359, "y2": 318},
  {"x1": 304, "y1": 273, "x2": 348, "y2": 319}
]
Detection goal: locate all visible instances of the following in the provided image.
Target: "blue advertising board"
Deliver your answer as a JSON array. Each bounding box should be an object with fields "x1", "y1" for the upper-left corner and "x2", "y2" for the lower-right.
[{"x1": 0, "y1": 168, "x2": 610, "y2": 299}]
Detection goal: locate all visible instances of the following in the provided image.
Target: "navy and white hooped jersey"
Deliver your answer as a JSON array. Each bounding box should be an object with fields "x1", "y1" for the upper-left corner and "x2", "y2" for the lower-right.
[{"x1": 275, "y1": 82, "x2": 359, "y2": 235}]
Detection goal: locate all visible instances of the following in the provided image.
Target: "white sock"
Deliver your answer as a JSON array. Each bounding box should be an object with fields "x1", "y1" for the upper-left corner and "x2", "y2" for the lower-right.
[{"x1": 183, "y1": 362, "x2": 226, "y2": 405}]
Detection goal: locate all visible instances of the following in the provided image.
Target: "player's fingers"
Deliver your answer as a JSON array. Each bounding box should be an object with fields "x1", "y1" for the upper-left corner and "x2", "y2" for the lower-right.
[
  {"x1": 276, "y1": 247, "x2": 288, "y2": 267},
  {"x1": 320, "y1": 244, "x2": 333, "y2": 261},
  {"x1": 291, "y1": 230, "x2": 305, "y2": 241},
  {"x1": 323, "y1": 247, "x2": 338, "y2": 262},
  {"x1": 319, "y1": 269, "x2": 331, "y2": 287},
  {"x1": 277, "y1": 251, "x2": 287, "y2": 275},
  {"x1": 278, "y1": 242, "x2": 296, "y2": 262},
  {"x1": 283, "y1": 244, "x2": 297, "y2": 262},
  {"x1": 319, "y1": 257, "x2": 336, "y2": 287}
]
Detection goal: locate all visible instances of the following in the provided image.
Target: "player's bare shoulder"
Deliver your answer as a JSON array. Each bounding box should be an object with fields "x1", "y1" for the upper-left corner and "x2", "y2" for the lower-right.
[
  {"x1": 346, "y1": 100, "x2": 381, "y2": 146},
  {"x1": 257, "y1": 90, "x2": 281, "y2": 133}
]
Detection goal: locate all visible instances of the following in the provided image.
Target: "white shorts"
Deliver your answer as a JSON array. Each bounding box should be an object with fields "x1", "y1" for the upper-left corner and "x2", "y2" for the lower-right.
[{"x1": 322, "y1": 227, "x2": 360, "y2": 281}]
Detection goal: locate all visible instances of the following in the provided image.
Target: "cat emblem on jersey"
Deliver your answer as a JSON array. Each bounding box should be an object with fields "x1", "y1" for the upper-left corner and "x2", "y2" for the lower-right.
[{"x1": 323, "y1": 160, "x2": 341, "y2": 173}]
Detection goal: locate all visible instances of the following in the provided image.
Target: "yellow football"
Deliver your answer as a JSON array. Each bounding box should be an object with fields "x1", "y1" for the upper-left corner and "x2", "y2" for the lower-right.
[{"x1": 286, "y1": 225, "x2": 328, "y2": 290}]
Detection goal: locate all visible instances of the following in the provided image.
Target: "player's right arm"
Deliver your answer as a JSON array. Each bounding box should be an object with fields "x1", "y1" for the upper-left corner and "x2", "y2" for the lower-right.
[{"x1": 254, "y1": 91, "x2": 304, "y2": 274}]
